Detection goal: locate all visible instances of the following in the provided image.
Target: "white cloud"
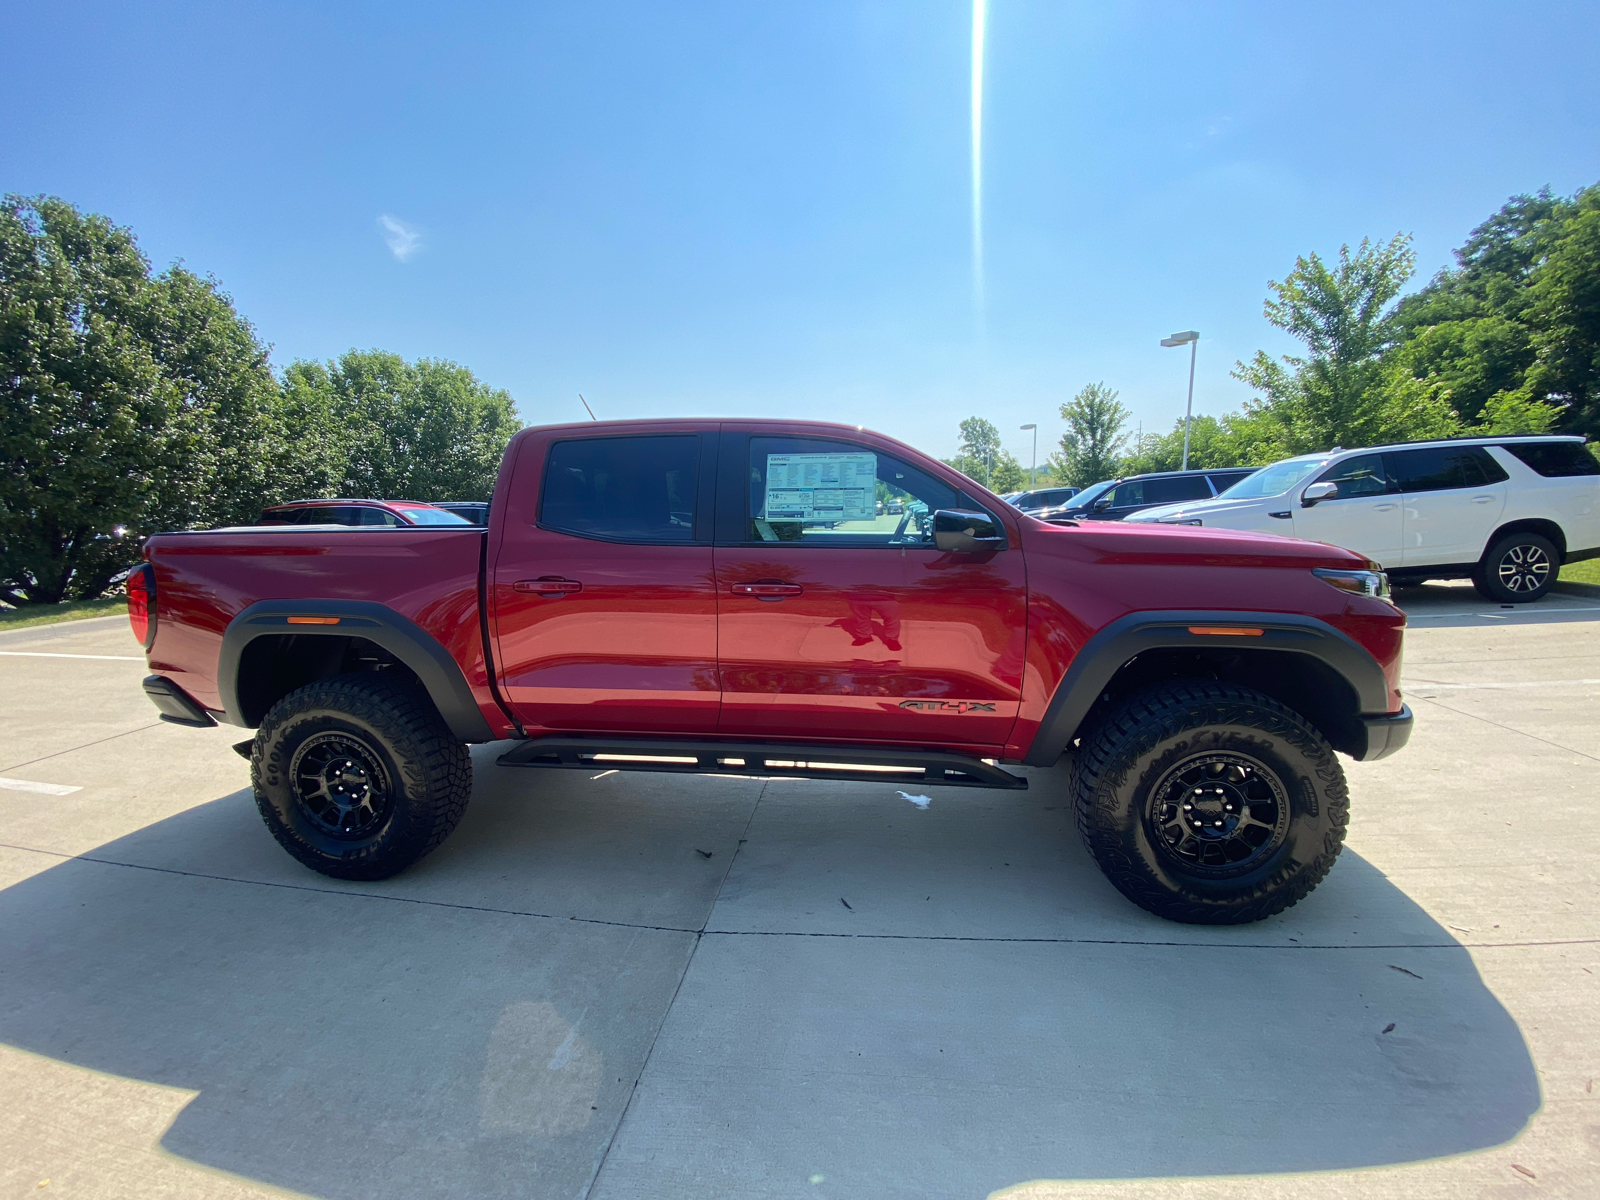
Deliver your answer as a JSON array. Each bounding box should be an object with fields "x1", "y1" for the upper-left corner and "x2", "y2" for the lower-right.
[{"x1": 377, "y1": 213, "x2": 421, "y2": 262}]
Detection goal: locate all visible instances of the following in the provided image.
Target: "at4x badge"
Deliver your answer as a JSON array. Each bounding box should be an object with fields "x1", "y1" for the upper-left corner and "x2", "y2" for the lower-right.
[{"x1": 898, "y1": 700, "x2": 997, "y2": 714}]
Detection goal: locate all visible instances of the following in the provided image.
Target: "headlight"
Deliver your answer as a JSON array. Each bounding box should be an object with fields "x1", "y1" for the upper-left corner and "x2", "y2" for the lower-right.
[{"x1": 1312, "y1": 567, "x2": 1391, "y2": 600}]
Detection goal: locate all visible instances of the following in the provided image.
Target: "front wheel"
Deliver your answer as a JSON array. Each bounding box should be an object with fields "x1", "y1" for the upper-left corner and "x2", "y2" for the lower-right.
[
  {"x1": 1473, "y1": 532, "x2": 1558, "y2": 603},
  {"x1": 251, "y1": 673, "x2": 471, "y2": 880},
  {"x1": 1073, "y1": 682, "x2": 1349, "y2": 924}
]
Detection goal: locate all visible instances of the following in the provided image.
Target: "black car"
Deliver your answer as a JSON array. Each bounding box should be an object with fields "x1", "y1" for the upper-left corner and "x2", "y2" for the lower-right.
[
  {"x1": 1008, "y1": 486, "x2": 1081, "y2": 512},
  {"x1": 1031, "y1": 468, "x2": 1256, "y2": 523}
]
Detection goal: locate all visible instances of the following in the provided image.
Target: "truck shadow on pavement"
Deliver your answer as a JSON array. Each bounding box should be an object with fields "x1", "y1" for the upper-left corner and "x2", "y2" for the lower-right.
[{"x1": 0, "y1": 763, "x2": 1540, "y2": 1200}]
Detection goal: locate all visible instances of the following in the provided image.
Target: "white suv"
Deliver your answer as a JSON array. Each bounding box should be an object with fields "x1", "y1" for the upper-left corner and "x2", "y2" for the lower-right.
[{"x1": 1129, "y1": 436, "x2": 1600, "y2": 602}]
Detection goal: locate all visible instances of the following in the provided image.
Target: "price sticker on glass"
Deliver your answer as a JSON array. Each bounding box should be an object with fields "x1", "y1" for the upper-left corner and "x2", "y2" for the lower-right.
[{"x1": 763, "y1": 452, "x2": 877, "y2": 521}]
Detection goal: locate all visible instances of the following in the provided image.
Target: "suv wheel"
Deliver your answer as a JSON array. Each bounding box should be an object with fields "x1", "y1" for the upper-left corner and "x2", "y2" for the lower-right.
[
  {"x1": 1072, "y1": 682, "x2": 1348, "y2": 925},
  {"x1": 1473, "y1": 532, "x2": 1558, "y2": 603},
  {"x1": 251, "y1": 673, "x2": 471, "y2": 880}
]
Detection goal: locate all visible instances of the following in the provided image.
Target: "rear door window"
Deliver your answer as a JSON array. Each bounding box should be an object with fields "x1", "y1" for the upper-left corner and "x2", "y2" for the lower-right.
[
  {"x1": 350, "y1": 506, "x2": 401, "y2": 526},
  {"x1": 1386, "y1": 447, "x2": 1481, "y2": 493},
  {"x1": 1497, "y1": 441, "x2": 1600, "y2": 477},
  {"x1": 540, "y1": 435, "x2": 699, "y2": 543},
  {"x1": 1140, "y1": 475, "x2": 1214, "y2": 505}
]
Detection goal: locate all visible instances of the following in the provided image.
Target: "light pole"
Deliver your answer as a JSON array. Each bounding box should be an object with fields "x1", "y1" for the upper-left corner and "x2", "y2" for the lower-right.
[
  {"x1": 1020, "y1": 423, "x2": 1037, "y2": 488},
  {"x1": 1160, "y1": 329, "x2": 1199, "y2": 470}
]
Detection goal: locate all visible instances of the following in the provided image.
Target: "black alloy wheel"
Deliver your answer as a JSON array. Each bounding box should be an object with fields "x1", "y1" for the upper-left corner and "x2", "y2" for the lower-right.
[
  {"x1": 290, "y1": 732, "x2": 393, "y2": 837},
  {"x1": 1473, "y1": 532, "x2": 1558, "y2": 603},
  {"x1": 1148, "y1": 752, "x2": 1289, "y2": 874}
]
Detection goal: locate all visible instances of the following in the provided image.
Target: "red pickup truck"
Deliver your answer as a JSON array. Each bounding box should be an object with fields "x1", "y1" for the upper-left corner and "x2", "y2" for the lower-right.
[{"x1": 131, "y1": 419, "x2": 1411, "y2": 924}]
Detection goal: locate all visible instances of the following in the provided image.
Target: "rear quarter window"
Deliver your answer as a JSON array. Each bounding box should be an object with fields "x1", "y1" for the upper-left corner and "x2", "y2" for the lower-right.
[{"x1": 1498, "y1": 441, "x2": 1600, "y2": 478}]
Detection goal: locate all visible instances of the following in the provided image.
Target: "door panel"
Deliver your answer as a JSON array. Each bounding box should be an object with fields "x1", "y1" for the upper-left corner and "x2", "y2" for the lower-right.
[
  {"x1": 491, "y1": 431, "x2": 720, "y2": 734},
  {"x1": 715, "y1": 431, "x2": 1026, "y2": 749},
  {"x1": 1388, "y1": 447, "x2": 1508, "y2": 566},
  {"x1": 1290, "y1": 454, "x2": 1402, "y2": 566}
]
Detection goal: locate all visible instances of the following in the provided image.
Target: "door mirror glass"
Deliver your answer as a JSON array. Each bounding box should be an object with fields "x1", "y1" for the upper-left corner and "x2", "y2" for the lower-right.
[
  {"x1": 1092, "y1": 495, "x2": 1114, "y2": 511},
  {"x1": 1302, "y1": 481, "x2": 1338, "y2": 506},
  {"x1": 933, "y1": 509, "x2": 1006, "y2": 552}
]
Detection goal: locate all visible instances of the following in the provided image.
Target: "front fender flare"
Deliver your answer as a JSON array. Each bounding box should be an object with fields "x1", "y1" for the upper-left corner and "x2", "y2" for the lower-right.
[
  {"x1": 218, "y1": 599, "x2": 494, "y2": 743},
  {"x1": 1021, "y1": 610, "x2": 1393, "y2": 766}
]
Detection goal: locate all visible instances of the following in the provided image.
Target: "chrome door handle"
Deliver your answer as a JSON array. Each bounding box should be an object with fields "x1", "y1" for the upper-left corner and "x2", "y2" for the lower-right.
[
  {"x1": 1472, "y1": 495, "x2": 1495, "y2": 503},
  {"x1": 513, "y1": 577, "x2": 583, "y2": 596},
  {"x1": 1374, "y1": 503, "x2": 1398, "y2": 511},
  {"x1": 732, "y1": 581, "x2": 803, "y2": 601}
]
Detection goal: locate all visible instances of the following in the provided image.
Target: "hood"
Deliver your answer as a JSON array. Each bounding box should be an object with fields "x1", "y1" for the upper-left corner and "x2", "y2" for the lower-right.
[
  {"x1": 1024, "y1": 514, "x2": 1370, "y2": 569},
  {"x1": 1126, "y1": 496, "x2": 1274, "y2": 524}
]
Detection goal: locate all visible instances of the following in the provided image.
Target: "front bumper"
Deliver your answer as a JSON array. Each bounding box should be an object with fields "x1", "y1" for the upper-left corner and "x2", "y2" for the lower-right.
[{"x1": 1354, "y1": 704, "x2": 1412, "y2": 761}]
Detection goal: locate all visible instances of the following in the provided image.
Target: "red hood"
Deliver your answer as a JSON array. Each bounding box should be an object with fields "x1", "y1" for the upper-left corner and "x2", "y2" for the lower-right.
[{"x1": 1021, "y1": 516, "x2": 1375, "y2": 570}]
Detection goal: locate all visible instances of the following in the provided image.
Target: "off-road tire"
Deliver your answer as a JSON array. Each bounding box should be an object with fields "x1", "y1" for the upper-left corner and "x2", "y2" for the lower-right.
[
  {"x1": 251, "y1": 673, "x2": 471, "y2": 880},
  {"x1": 1472, "y1": 531, "x2": 1558, "y2": 603},
  {"x1": 1073, "y1": 681, "x2": 1348, "y2": 924}
]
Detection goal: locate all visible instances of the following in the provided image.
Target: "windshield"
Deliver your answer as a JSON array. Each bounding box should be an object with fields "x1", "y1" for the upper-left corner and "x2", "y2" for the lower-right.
[
  {"x1": 1216, "y1": 458, "x2": 1329, "y2": 500},
  {"x1": 402, "y1": 507, "x2": 474, "y2": 526}
]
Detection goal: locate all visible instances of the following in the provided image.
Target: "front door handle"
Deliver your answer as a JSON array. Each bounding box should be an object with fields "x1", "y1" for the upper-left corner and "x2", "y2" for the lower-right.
[
  {"x1": 731, "y1": 581, "x2": 803, "y2": 601},
  {"x1": 1472, "y1": 495, "x2": 1496, "y2": 504},
  {"x1": 514, "y1": 577, "x2": 583, "y2": 596},
  {"x1": 1374, "y1": 503, "x2": 1398, "y2": 511}
]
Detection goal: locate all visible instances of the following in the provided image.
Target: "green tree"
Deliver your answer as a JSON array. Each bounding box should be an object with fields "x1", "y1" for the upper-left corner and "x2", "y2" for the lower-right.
[
  {"x1": 1049, "y1": 383, "x2": 1129, "y2": 487},
  {"x1": 944, "y1": 415, "x2": 1025, "y2": 492},
  {"x1": 282, "y1": 349, "x2": 522, "y2": 502},
  {"x1": 0, "y1": 196, "x2": 282, "y2": 605}
]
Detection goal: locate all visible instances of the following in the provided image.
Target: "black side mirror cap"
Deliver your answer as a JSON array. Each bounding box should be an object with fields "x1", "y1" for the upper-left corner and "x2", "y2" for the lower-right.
[{"x1": 932, "y1": 509, "x2": 1007, "y2": 552}]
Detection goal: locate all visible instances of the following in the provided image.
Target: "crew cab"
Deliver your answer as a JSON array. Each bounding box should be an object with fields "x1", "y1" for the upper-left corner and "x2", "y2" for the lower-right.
[{"x1": 131, "y1": 419, "x2": 1412, "y2": 924}]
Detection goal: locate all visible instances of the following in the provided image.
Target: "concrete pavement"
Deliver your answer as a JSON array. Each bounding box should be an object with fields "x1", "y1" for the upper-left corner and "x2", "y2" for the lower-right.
[{"x1": 0, "y1": 587, "x2": 1596, "y2": 1198}]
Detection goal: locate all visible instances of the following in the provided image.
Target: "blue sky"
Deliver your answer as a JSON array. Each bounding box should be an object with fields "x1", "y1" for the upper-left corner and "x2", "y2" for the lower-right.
[{"x1": 6, "y1": 1, "x2": 1598, "y2": 467}]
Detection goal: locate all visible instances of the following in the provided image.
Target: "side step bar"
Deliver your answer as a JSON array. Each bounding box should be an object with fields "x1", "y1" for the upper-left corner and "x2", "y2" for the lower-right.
[{"x1": 497, "y1": 737, "x2": 1027, "y2": 790}]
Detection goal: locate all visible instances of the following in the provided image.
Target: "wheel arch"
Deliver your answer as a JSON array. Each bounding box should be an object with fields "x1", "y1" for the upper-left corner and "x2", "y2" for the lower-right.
[
  {"x1": 219, "y1": 599, "x2": 494, "y2": 742},
  {"x1": 1023, "y1": 611, "x2": 1392, "y2": 767},
  {"x1": 1483, "y1": 518, "x2": 1567, "y2": 562}
]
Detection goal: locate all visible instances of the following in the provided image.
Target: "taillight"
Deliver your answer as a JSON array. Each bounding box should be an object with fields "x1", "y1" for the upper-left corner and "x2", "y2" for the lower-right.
[{"x1": 127, "y1": 564, "x2": 156, "y2": 648}]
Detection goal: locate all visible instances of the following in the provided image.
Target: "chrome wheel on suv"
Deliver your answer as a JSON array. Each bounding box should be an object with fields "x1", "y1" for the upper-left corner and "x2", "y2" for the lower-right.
[{"x1": 1474, "y1": 532, "x2": 1558, "y2": 603}]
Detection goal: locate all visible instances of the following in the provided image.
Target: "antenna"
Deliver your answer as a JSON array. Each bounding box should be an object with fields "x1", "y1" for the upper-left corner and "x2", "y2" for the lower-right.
[{"x1": 578, "y1": 394, "x2": 597, "y2": 421}]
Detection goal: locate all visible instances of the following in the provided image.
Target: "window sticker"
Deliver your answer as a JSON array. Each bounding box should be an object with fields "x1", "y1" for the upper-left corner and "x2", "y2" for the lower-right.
[{"x1": 763, "y1": 452, "x2": 876, "y2": 521}]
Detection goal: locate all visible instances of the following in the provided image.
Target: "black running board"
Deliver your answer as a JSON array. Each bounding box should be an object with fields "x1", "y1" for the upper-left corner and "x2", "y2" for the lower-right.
[{"x1": 496, "y1": 737, "x2": 1027, "y2": 790}]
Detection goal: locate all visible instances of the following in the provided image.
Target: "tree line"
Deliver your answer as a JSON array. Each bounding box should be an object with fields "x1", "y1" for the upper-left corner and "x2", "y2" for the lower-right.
[
  {"x1": 1, "y1": 196, "x2": 521, "y2": 605},
  {"x1": 949, "y1": 182, "x2": 1600, "y2": 490}
]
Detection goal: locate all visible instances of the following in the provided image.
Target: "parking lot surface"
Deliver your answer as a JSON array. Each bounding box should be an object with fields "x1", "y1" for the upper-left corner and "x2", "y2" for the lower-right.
[{"x1": 2, "y1": 582, "x2": 1597, "y2": 1199}]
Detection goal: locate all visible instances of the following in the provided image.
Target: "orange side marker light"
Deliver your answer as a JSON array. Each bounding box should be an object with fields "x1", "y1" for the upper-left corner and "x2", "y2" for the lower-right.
[
  {"x1": 1187, "y1": 626, "x2": 1263, "y2": 637},
  {"x1": 287, "y1": 616, "x2": 341, "y2": 625}
]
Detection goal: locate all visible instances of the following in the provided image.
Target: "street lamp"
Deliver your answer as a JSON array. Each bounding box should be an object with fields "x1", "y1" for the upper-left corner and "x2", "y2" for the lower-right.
[
  {"x1": 1160, "y1": 330, "x2": 1199, "y2": 471},
  {"x1": 1020, "y1": 423, "x2": 1037, "y2": 488}
]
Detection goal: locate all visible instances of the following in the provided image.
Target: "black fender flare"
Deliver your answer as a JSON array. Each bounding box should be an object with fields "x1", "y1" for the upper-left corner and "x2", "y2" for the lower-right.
[
  {"x1": 218, "y1": 599, "x2": 495, "y2": 743},
  {"x1": 1022, "y1": 610, "x2": 1393, "y2": 766}
]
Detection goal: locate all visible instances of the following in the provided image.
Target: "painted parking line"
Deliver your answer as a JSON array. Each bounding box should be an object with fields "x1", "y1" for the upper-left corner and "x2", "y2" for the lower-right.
[
  {"x1": 0, "y1": 651, "x2": 144, "y2": 661},
  {"x1": 1405, "y1": 605, "x2": 1600, "y2": 620},
  {"x1": 1406, "y1": 678, "x2": 1600, "y2": 691},
  {"x1": 0, "y1": 777, "x2": 83, "y2": 796}
]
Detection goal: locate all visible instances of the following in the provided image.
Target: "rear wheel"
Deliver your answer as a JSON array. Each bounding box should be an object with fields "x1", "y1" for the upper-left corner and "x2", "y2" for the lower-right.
[
  {"x1": 251, "y1": 673, "x2": 471, "y2": 880},
  {"x1": 1473, "y1": 532, "x2": 1558, "y2": 603},
  {"x1": 1072, "y1": 681, "x2": 1348, "y2": 924}
]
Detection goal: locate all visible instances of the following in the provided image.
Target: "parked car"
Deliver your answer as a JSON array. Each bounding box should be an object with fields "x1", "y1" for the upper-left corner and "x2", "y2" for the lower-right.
[
  {"x1": 1009, "y1": 486, "x2": 1081, "y2": 512},
  {"x1": 1029, "y1": 468, "x2": 1256, "y2": 524},
  {"x1": 259, "y1": 499, "x2": 475, "y2": 527},
  {"x1": 431, "y1": 501, "x2": 490, "y2": 526},
  {"x1": 133, "y1": 418, "x2": 1410, "y2": 924},
  {"x1": 1128, "y1": 435, "x2": 1600, "y2": 603}
]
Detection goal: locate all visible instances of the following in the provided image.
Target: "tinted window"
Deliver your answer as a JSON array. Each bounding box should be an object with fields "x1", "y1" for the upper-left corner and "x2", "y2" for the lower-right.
[
  {"x1": 1498, "y1": 441, "x2": 1600, "y2": 477},
  {"x1": 1141, "y1": 475, "x2": 1214, "y2": 505},
  {"x1": 1315, "y1": 454, "x2": 1391, "y2": 498},
  {"x1": 746, "y1": 436, "x2": 974, "y2": 545},
  {"x1": 1205, "y1": 470, "x2": 1253, "y2": 492},
  {"x1": 298, "y1": 507, "x2": 341, "y2": 524},
  {"x1": 1387, "y1": 446, "x2": 1508, "y2": 493},
  {"x1": 541, "y1": 436, "x2": 698, "y2": 542},
  {"x1": 350, "y1": 506, "x2": 401, "y2": 526}
]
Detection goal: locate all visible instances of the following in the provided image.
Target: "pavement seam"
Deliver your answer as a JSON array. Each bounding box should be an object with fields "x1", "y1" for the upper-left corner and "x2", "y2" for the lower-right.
[
  {"x1": 580, "y1": 778, "x2": 771, "y2": 1200},
  {"x1": 4, "y1": 839, "x2": 1595, "y2": 952},
  {"x1": 0, "y1": 722, "x2": 165, "y2": 775},
  {"x1": 1414, "y1": 695, "x2": 1600, "y2": 763}
]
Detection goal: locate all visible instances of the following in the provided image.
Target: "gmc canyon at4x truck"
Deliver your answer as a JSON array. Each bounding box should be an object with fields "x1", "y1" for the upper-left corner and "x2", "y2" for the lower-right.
[{"x1": 131, "y1": 419, "x2": 1412, "y2": 924}]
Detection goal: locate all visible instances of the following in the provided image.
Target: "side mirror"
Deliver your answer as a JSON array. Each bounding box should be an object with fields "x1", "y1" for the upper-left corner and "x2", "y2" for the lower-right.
[
  {"x1": 933, "y1": 509, "x2": 1007, "y2": 552},
  {"x1": 1092, "y1": 496, "x2": 1114, "y2": 511},
  {"x1": 1302, "y1": 481, "x2": 1338, "y2": 507}
]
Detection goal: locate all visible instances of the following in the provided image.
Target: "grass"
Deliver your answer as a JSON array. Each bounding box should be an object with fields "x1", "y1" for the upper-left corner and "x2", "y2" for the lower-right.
[
  {"x1": 1560, "y1": 558, "x2": 1600, "y2": 587},
  {"x1": 0, "y1": 596, "x2": 127, "y2": 631}
]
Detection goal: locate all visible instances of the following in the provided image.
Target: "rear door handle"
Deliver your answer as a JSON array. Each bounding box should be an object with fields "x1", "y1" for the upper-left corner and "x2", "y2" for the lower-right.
[
  {"x1": 513, "y1": 577, "x2": 583, "y2": 596},
  {"x1": 731, "y1": 581, "x2": 803, "y2": 600}
]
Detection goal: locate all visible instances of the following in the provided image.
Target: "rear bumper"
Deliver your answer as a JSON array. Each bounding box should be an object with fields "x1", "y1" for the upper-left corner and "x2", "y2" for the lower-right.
[
  {"x1": 142, "y1": 675, "x2": 218, "y2": 728},
  {"x1": 1354, "y1": 704, "x2": 1412, "y2": 762}
]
